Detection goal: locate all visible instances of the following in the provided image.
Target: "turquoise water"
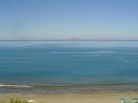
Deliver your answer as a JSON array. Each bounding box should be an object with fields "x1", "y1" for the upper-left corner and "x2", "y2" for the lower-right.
[{"x1": 0, "y1": 41, "x2": 138, "y2": 94}]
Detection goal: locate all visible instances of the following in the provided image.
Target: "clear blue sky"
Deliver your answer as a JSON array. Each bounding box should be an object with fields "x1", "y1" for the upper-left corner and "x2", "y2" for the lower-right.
[{"x1": 0, "y1": 0, "x2": 138, "y2": 40}]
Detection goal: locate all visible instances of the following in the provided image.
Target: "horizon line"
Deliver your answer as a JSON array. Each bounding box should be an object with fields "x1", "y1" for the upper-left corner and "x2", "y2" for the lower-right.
[{"x1": 0, "y1": 39, "x2": 138, "y2": 41}]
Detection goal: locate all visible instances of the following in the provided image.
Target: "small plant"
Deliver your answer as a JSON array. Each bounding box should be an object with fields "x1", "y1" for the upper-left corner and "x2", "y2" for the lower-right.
[{"x1": 120, "y1": 97, "x2": 138, "y2": 103}]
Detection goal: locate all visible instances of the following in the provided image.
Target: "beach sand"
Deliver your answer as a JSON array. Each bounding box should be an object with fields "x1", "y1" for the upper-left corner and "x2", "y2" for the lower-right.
[{"x1": 0, "y1": 92, "x2": 138, "y2": 103}]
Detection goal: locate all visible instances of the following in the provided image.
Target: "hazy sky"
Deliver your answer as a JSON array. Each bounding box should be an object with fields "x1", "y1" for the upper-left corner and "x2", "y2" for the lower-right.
[{"x1": 0, "y1": 0, "x2": 138, "y2": 40}]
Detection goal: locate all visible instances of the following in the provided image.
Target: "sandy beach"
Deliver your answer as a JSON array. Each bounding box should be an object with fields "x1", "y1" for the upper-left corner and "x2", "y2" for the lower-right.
[{"x1": 0, "y1": 92, "x2": 138, "y2": 103}]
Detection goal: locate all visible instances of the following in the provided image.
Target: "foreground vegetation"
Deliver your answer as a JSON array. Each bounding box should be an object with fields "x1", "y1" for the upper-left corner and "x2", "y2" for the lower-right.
[{"x1": 0, "y1": 98, "x2": 28, "y2": 103}]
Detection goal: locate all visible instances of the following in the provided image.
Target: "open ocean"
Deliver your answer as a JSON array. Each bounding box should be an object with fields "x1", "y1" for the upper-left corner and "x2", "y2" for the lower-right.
[{"x1": 0, "y1": 41, "x2": 138, "y2": 94}]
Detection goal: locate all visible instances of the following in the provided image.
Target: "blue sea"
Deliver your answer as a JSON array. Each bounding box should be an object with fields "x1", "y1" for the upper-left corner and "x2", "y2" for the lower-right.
[{"x1": 0, "y1": 41, "x2": 138, "y2": 94}]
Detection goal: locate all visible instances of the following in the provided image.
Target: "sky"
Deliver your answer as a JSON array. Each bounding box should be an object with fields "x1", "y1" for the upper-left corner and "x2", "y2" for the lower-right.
[{"x1": 0, "y1": 0, "x2": 138, "y2": 40}]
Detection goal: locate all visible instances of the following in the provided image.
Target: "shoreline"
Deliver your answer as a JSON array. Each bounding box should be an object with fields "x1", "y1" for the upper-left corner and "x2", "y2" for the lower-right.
[
  {"x1": 1, "y1": 83, "x2": 138, "y2": 95},
  {"x1": 0, "y1": 91, "x2": 138, "y2": 103}
]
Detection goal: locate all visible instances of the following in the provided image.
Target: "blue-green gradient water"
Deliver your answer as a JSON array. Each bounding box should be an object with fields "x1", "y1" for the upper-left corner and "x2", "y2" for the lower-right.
[{"x1": 0, "y1": 41, "x2": 138, "y2": 94}]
